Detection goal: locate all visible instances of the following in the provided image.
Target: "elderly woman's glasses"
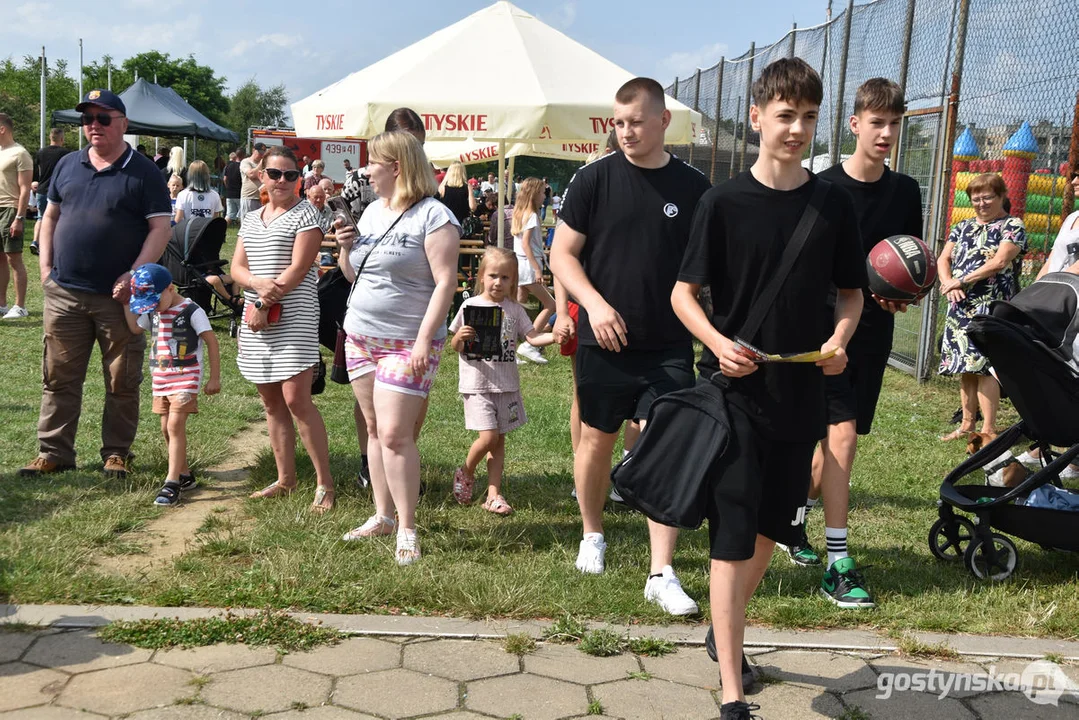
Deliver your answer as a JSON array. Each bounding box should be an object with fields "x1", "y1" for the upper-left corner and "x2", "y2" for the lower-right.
[
  {"x1": 264, "y1": 168, "x2": 300, "y2": 182},
  {"x1": 969, "y1": 195, "x2": 998, "y2": 205}
]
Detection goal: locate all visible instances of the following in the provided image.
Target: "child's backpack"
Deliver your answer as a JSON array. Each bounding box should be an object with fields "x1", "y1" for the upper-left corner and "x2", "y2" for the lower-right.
[{"x1": 610, "y1": 377, "x2": 730, "y2": 529}]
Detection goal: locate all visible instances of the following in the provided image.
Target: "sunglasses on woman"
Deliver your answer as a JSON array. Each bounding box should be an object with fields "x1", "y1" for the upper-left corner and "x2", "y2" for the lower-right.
[
  {"x1": 263, "y1": 168, "x2": 301, "y2": 182},
  {"x1": 80, "y1": 112, "x2": 122, "y2": 127}
]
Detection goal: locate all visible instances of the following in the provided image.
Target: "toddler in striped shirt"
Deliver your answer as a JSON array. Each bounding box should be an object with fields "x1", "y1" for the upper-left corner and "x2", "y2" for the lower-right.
[{"x1": 124, "y1": 263, "x2": 221, "y2": 506}]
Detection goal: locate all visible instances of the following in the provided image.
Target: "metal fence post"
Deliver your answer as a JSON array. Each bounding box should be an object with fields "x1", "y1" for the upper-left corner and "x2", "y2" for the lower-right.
[
  {"x1": 917, "y1": 0, "x2": 972, "y2": 382},
  {"x1": 710, "y1": 59, "x2": 725, "y2": 184},
  {"x1": 740, "y1": 42, "x2": 756, "y2": 173},
  {"x1": 789, "y1": 23, "x2": 797, "y2": 57},
  {"x1": 830, "y1": 0, "x2": 854, "y2": 166},
  {"x1": 690, "y1": 68, "x2": 701, "y2": 165},
  {"x1": 898, "y1": 0, "x2": 916, "y2": 93}
]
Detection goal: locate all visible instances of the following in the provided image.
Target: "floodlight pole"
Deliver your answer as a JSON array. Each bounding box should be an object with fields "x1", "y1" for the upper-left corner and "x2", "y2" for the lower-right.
[{"x1": 39, "y1": 47, "x2": 46, "y2": 151}]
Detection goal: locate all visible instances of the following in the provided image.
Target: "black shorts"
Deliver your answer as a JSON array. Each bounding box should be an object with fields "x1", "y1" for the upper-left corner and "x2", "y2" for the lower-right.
[
  {"x1": 706, "y1": 398, "x2": 815, "y2": 560},
  {"x1": 825, "y1": 349, "x2": 890, "y2": 435},
  {"x1": 575, "y1": 344, "x2": 694, "y2": 434}
]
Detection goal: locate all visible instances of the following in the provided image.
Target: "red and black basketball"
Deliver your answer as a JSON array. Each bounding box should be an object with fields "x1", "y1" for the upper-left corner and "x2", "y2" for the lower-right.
[{"x1": 866, "y1": 235, "x2": 938, "y2": 302}]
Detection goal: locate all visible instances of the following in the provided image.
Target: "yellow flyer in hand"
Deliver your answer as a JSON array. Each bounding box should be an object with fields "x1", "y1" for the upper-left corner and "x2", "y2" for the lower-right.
[{"x1": 734, "y1": 338, "x2": 838, "y2": 364}]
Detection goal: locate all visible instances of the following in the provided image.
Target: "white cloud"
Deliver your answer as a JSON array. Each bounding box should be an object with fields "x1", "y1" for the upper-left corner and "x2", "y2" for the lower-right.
[
  {"x1": 229, "y1": 33, "x2": 302, "y2": 58},
  {"x1": 658, "y1": 41, "x2": 728, "y2": 79},
  {"x1": 543, "y1": 1, "x2": 577, "y2": 30}
]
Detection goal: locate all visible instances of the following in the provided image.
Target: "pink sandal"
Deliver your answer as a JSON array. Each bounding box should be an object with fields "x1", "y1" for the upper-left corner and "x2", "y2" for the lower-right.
[
  {"x1": 453, "y1": 467, "x2": 474, "y2": 504},
  {"x1": 482, "y1": 495, "x2": 513, "y2": 516}
]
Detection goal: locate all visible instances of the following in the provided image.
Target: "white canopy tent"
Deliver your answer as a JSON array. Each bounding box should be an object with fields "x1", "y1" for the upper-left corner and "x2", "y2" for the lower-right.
[{"x1": 292, "y1": 0, "x2": 701, "y2": 243}]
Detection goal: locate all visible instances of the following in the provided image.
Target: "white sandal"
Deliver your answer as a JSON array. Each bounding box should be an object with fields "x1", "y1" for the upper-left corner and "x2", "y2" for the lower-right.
[
  {"x1": 342, "y1": 514, "x2": 395, "y2": 541},
  {"x1": 395, "y1": 529, "x2": 420, "y2": 566}
]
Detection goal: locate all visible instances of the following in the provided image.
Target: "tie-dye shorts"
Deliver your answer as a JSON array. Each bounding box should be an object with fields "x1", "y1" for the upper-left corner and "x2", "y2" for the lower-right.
[{"x1": 344, "y1": 333, "x2": 444, "y2": 397}]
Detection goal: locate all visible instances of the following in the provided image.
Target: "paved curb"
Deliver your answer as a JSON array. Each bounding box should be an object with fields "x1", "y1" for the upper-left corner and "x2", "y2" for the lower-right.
[{"x1": 4, "y1": 603, "x2": 1078, "y2": 660}]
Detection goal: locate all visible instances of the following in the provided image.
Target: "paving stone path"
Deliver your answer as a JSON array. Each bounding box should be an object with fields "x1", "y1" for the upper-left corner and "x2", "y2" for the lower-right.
[{"x1": 2, "y1": 628, "x2": 1077, "y2": 719}]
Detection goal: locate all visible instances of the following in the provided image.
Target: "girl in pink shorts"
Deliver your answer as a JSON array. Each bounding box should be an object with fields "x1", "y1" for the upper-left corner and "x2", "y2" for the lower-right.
[{"x1": 448, "y1": 248, "x2": 556, "y2": 514}]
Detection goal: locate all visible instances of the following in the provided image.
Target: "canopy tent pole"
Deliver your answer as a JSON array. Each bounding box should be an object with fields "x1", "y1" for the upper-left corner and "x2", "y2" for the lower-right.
[
  {"x1": 507, "y1": 155, "x2": 516, "y2": 204},
  {"x1": 497, "y1": 140, "x2": 506, "y2": 247}
]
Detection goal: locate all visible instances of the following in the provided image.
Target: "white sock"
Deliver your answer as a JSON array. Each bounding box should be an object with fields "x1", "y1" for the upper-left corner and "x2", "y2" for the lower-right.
[
  {"x1": 825, "y1": 526, "x2": 848, "y2": 568},
  {"x1": 583, "y1": 532, "x2": 604, "y2": 545}
]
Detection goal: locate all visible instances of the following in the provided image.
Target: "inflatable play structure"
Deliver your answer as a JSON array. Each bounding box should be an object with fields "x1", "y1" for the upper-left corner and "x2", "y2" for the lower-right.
[{"x1": 948, "y1": 122, "x2": 1071, "y2": 253}]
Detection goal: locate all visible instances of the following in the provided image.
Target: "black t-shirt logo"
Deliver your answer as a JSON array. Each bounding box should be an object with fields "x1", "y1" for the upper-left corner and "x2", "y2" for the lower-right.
[{"x1": 663, "y1": 203, "x2": 679, "y2": 218}]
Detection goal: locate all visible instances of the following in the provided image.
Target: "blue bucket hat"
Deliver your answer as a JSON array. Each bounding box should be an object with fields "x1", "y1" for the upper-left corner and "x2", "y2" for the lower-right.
[{"x1": 129, "y1": 263, "x2": 172, "y2": 315}]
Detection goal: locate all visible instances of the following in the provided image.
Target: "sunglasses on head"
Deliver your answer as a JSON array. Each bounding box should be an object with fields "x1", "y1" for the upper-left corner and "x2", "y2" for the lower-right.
[
  {"x1": 264, "y1": 168, "x2": 301, "y2": 182},
  {"x1": 81, "y1": 112, "x2": 121, "y2": 127}
]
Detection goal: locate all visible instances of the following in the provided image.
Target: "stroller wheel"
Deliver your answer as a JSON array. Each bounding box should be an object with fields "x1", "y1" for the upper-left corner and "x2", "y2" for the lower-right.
[
  {"x1": 964, "y1": 533, "x2": 1018, "y2": 581},
  {"x1": 928, "y1": 516, "x2": 975, "y2": 561},
  {"x1": 229, "y1": 317, "x2": 238, "y2": 338}
]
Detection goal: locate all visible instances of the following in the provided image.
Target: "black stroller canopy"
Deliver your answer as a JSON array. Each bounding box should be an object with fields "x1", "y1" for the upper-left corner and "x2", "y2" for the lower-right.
[{"x1": 990, "y1": 272, "x2": 1079, "y2": 369}]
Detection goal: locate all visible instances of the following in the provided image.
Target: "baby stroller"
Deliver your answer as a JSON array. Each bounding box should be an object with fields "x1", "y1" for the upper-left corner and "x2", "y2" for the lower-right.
[
  {"x1": 161, "y1": 216, "x2": 244, "y2": 337},
  {"x1": 929, "y1": 272, "x2": 1079, "y2": 581}
]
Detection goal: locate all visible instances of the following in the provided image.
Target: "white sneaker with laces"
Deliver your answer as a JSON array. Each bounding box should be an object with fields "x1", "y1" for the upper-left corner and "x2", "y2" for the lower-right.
[
  {"x1": 517, "y1": 342, "x2": 548, "y2": 364},
  {"x1": 576, "y1": 534, "x2": 606, "y2": 574},
  {"x1": 644, "y1": 565, "x2": 699, "y2": 616},
  {"x1": 3, "y1": 305, "x2": 28, "y2": 319},
  {"x1": 1016, "y1": 451, "x2": 1040, "y2": 467}
]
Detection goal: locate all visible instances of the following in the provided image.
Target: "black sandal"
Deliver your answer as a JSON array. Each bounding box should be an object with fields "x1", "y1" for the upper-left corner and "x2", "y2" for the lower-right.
[{"x1": 154, "y1": 481, "x2": 182, "y2": 506}]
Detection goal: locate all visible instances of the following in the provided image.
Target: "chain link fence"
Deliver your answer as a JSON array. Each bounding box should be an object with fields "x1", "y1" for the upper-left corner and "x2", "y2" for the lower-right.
[{"x1": 665, "y1": 0, "x2": 1079, "y2": 380}]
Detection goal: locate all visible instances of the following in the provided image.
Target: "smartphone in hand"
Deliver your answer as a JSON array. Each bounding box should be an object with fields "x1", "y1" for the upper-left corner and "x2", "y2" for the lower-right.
[{"x1": 326, "y1": 196, "x2": 358, "y2": 232}]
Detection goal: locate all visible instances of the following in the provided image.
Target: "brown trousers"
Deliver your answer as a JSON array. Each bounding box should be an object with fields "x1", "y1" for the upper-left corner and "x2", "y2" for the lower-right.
[{"x1": 38, "y1": 277, "x2": 146, "y2": 465}]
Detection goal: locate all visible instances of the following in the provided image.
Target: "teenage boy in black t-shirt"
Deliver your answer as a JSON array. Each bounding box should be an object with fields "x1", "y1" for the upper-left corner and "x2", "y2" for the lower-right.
[
  {"x1": 551, "y1": 78, "x2": 711, "y2": 615},
  {"x1": 672, "y1": 58, "x2": 866, "y2": 720},
  {"x1": 778, "y1": 79, "x2": 924, "y2": 610}
]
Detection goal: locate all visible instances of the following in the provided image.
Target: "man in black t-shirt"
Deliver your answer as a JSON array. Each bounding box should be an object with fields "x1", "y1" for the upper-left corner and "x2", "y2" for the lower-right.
[
  {"x1": 672, "y1": 59, "x2": 865, "y2": 718},
  {"x1": 777, "y1": 79, "x2": 923, "y2": 610},
  {"x1": 550, "y1": 78, "x2": 710, "y2": 616},
  {"x1": 221, "y1": 151, "x2": 243, "y2": 225},
  {"x1": 32, "y1": 128, "x2": 71, "y2": 249}
]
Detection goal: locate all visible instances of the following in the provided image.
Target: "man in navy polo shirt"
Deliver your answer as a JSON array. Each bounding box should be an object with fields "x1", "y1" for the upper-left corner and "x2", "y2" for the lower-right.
[{"x1": 20, "y1": 89, "x2": 172, "y2": 479}]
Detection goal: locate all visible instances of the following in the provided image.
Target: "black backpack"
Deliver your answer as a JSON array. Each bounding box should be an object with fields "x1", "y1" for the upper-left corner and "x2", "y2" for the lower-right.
[
  {"x1": 611, "y1": 378, "x2": 729, "y2": 529},
  {"x1": 611, "y1": 179, "x2": 830, "y2": 529}
]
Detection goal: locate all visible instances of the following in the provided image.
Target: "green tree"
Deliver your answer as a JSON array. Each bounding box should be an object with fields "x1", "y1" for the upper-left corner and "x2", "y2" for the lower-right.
[
  {"x1": 0, "y1": 55, "x2": 80, "y2": 150},
  {"x1": 226, "y1": 79, "x2": 289, "y2": 135}
]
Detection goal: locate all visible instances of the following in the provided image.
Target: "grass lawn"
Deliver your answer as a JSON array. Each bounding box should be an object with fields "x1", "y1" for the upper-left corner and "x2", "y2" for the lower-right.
[{"x1": 1, "y1": 222, "x2": 1077, "y2": 638}]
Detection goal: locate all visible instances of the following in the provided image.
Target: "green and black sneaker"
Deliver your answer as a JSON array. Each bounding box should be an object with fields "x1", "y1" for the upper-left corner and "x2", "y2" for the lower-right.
[
  {"x1": 820, "y1": 557, "x2": 876, "y2": 608},
  {"x1": 777, "y1": 525, "x2": 821, "y2": 567}
]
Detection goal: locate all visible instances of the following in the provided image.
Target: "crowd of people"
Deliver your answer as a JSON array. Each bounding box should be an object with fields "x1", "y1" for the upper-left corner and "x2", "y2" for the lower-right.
[{"x1": 4, "y1": 52, "x2": 1079, "y2": 719}]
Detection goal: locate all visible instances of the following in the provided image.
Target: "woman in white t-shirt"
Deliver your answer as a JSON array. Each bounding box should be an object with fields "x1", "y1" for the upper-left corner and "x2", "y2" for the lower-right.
[
  {"x1": 335, "y1": 130, "x2": 460, "y2": 565},
  {"x1": 174, "y1": 160, "x2": 224, "y2": 225},
  {"x1": 512, "y1": 178, "x2": 555, "y2": 364},
  {"x1": 1036, "y1": 169, "x2": 1079, "y2": 280}
]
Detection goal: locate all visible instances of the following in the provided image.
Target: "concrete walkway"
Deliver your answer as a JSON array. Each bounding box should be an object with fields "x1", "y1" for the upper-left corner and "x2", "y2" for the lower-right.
[{"x1": 2, "y1": 604, "x2": 1078, "y2": 719}]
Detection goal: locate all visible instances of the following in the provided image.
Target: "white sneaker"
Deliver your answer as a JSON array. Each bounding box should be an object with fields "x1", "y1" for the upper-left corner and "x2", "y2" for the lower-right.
[
  {"x1": 517, "y1": 342, "x2": 548, "y2": 364},
  {"x1": 576, "y1": 534, "x2": 606, "y2": 574},
  {"x1": 609, "y1": 487, "x2": 624, "y2": 503},
  {"x1": 1061, "y1": 465, "x2": 1079, "y2": 480},
  {"x1": 570, "y1": 487, "x2": 577, "y2": 499},
  {"x1": 644, "y1": 565, "x2": 699, "y2": 616},
  {"x1": 2, "y1": 305, "x2": 28, "y2": 319},
  {"x1": 1016, "y1": 451, "x2": 1040, "y2": 467}
]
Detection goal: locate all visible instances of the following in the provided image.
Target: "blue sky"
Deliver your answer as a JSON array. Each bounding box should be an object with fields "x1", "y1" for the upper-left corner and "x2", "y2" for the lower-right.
[{"x1": 2, "y1": 0, "x2": 823, "y2": 108}]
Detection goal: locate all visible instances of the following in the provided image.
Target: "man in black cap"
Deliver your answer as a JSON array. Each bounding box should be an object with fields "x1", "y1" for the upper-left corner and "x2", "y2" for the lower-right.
[
  {"x1": 239, "y1": 142, "x2": 267, "y2": 219},
  {"x1": 20, "y1": 88, "x2": 172, "y2": 479}
]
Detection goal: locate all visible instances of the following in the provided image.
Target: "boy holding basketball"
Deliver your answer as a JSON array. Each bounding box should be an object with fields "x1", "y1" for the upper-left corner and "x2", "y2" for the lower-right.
[
  {"x1": 672, "y1": 58, "x2": 865, "y2": 720},
  {"x1": 778, "y1": 78, "x2": 924, "y2": 610}
]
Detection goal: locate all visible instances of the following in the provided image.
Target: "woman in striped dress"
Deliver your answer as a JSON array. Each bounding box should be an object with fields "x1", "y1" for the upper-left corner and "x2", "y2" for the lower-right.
[{"x1": 230, "y1": 145, "x2": 336, "y2": 512}]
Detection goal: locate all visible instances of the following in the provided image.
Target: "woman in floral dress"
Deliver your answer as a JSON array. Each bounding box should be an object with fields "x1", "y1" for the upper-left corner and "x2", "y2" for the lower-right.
[{"x1": 938, "y1": 173, "x2": 1027, "y2": 440}]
